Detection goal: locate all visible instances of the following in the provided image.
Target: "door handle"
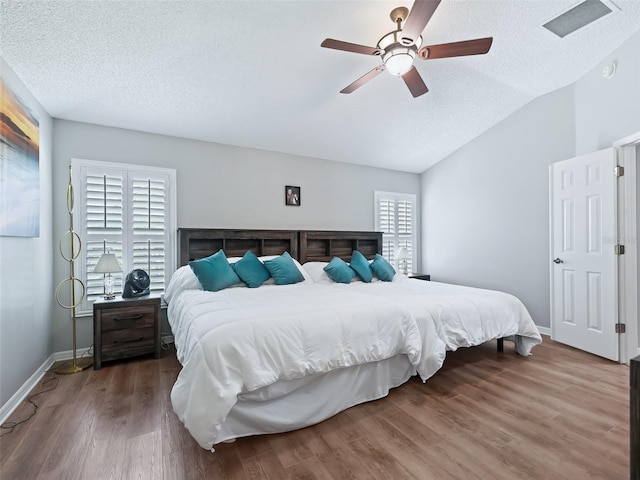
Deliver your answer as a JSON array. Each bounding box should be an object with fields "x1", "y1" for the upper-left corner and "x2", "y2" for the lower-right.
[{"x1": 553, "y1": 258, "x2": 564, "y2": 264}]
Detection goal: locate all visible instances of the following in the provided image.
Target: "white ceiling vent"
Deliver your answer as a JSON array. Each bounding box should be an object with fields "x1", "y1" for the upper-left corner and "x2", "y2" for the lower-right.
[{"x1": 544, "y1": 0, "x2": 617, "y2": 38}]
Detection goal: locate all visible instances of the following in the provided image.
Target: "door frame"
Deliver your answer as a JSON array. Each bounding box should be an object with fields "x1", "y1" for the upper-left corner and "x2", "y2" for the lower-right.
[{"x1": 613, "y1": 131, "x2": 639, "y2": 364}]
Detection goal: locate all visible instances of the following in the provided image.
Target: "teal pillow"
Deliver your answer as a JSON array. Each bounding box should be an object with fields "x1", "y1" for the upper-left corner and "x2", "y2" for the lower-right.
[
  {"x1": 370, "y1": 254, "x2": 396, "y2": 282},
  {"x1": 349, "y1": 250, "x2": 373, "y2": 283},
  {"x1": 324, "y1": 256, "x2": 355, "y2": 284},
  {"x1": 232, "y1": 250, "x2": 271, "y2": 288},
  {"x1": 189, "y1": 250, "x2": 242, "y2": 292},
  {"x1": 263, "y1": 252, "x2": 304, "y2": 285}
]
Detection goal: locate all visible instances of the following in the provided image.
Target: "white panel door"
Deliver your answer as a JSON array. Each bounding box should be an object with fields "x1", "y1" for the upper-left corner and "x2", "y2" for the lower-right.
[{"x1": 550, "y1": 148, "x2": 618, "y2": 361}]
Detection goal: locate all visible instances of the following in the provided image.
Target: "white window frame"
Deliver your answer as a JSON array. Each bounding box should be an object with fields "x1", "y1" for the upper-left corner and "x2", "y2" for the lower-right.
[
  {"x1": 374, "y1": 191, "x2": 417, "y2": 273},
  {"x1": 72, "y1": 158, "x2": 177, "y2": 315}
]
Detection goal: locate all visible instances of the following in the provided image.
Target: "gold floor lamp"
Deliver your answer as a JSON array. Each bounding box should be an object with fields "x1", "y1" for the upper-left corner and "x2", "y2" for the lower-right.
[{"x1": 54, "y1": 165, "x2": 92, "y2": 374}]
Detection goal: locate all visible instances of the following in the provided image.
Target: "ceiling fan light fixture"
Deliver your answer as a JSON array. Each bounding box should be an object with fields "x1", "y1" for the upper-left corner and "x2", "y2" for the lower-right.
[
  {"x1": 383, "y1": 48, "x2": 416, "y2": 76},
  {"x1": 378, "y1": 30, "x2": 422, "y2": 76}
]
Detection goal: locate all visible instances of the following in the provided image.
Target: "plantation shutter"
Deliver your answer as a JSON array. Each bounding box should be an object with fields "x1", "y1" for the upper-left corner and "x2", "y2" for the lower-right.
[
  {"x1": 84, "y1": 170, "x2": 124, "y2": 302},
  {"x1": 377, "y1": 197, "x2": 397, "y2": 265},
  {"x1": 73, "y1": 159, "x2": 176, "y2": 314},
  {"x1": 131, "y1": 177, "x2": 167, "y2": 292},
  {"x1": 397, "y1": 199, "x2": 413, "y2": 264},
  {"x1": 374, "y1": 191, "x2": 417, "y2": 272}
]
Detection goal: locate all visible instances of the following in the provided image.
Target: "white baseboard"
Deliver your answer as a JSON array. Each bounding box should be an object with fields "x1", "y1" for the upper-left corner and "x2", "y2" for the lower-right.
[
  {"x1": 0, "y1": 347, "x2": 92, "y2": 426},
  {"x1": 0, "y1": 354, "x2": 54, "y2": 426},
  {"x1": 537, "y1": 326, "x2": 551, "y2": 336}
]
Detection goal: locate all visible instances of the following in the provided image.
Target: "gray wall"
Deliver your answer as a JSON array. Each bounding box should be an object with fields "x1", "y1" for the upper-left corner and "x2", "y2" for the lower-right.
[
  {"x1": 52, "y1": 119, "x2": 421, "y2": 351},
  {"x1": 421, "y1": 31, "x2": 640, "y2": 329},
  {"x1": 575, "y1": 31, "x2": 640, "y2": 155},
  {"x1": 0, "y1": 58, "x2": 54, "y2": 406},
  {"x1": 420, "y1": 86, "x2": 575, "y2": 328}
]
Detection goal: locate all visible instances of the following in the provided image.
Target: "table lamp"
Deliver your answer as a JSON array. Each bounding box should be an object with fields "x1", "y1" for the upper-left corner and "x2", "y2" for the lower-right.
[
  {"x1": 94, "y1": 252, "x2": 121, "y2": 299},
  {"x1": 396, "y1": 247, "x2": 410, "y2": 275}
]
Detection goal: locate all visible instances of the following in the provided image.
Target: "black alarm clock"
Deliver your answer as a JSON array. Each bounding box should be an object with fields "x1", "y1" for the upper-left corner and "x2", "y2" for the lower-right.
[{"x1": 122, "y1": 269, "x2": 151, "y2": 298}]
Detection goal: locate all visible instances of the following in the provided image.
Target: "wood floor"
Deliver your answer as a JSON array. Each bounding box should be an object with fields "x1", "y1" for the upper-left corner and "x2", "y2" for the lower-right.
[{"x1": 0, "y1": 336, "x2": 631, "y2": 480}]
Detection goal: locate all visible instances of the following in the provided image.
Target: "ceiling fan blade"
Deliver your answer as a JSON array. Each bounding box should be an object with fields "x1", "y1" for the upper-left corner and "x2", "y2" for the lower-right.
[
  {"x1": 418, "y1": 37, "x2": 493, "y2": 60},
  {"x1": 340, "y1": 66, "x2": 385, "y2": 94},
  {"x1": 401, "y1": 67, "x2": 429, "y2": 98},
  {"x1": 401, "y1": 0, "x2": 441, "y2": 45},
  {"x1": 321, "y1": 38, "x2": 381, "y2": 56}
]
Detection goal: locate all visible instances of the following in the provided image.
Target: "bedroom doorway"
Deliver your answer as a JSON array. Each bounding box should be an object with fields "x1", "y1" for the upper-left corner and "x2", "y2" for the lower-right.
[{"x1": 549, "y1": 148, "x2": 618, "y2": 361}]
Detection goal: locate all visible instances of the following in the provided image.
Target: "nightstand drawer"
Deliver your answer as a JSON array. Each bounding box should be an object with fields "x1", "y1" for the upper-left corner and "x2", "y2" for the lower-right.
[
  {"x1": 102, "y1": 328, "x2": 155, "y2": 361},
  {"x1": 102, "y1": 325, "x2": 155, "y2": 347},
  {"x1": 101, "y1": 305, "x2": 156, "y2": 331}
]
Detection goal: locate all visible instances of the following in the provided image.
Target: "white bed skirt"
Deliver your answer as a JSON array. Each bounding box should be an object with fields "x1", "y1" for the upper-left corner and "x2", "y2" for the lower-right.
[{"x1": 215, "y1": 354, "x2": 415, "y2": 444}]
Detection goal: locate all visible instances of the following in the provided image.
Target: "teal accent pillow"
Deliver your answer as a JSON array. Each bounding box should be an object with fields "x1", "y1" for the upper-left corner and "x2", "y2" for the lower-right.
[
  {"x1": 189, "y1": 249, "x2": 242, "y2": 292},
  {"x1": 324, "y1": 256, "x2": 355, "y2": 284},
  {"x1": 263, "y1": 251, "x2": 305, "y2": 285},
  {"x1": 232, "y1": 250, "x2": 271, "y2": 288},
  {"x1": 349, "y1": 250, "x2": 373, "y2": 283},
  {"x1": 370, "y1": 254, "x2": 396, "y2": 282}
]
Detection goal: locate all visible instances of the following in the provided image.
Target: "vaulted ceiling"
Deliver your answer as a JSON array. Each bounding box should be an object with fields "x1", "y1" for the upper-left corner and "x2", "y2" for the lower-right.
[{"x1": 1, "y1": 1, "x2": 639, "y2": 173}]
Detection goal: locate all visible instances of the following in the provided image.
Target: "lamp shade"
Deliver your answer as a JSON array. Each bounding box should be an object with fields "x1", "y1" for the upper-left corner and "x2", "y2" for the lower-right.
[
  {"x1": 396, "y1": 247, "x2": 410, "y2": 260},
  {"x1": 384, "y1": 50, "x2": 415, "y2": 76},
  {"x1": 93, "y1": 253, "x2": 122, "y2": 273}
]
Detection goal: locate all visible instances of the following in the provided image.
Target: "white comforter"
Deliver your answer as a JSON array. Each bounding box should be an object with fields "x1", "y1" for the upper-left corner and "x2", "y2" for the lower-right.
[
  {"x1": 167, "y1": 281, "x2": 446, "y2": 450},
  {"x1": 327, "y1": 276, "x2": 542, "y2": 356}
]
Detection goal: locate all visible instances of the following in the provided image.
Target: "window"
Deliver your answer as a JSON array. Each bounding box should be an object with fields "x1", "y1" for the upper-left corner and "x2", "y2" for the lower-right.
[
  {"x1": 72, "y1": 159, "x2": 177, "y2": 314},
  {"x1": 374, "y1": 191, "x2": 417, "y2": 273}
]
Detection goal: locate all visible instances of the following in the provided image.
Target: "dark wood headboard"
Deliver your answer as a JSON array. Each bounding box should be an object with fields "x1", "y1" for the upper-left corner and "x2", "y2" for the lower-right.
[
  {"x1": 178, "y1": 229, "x2": 298, "y2": 266},
  {"x1": 299, "y1": 230, "x2": 382, "y2": 264}
]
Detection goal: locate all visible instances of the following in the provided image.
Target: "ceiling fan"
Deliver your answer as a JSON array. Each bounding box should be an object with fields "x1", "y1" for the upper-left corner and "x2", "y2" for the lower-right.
[{"x1": 321, "y1": 0, "x2": 493, "y2": 98}]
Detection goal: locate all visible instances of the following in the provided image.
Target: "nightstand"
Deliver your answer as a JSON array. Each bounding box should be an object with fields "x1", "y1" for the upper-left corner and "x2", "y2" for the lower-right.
[
  {"x1": 408, "y1": 273, "x2": 431, "y2": 281},
  {"x1": 93, "y1": 293, "x2": 162, "y2": 369}
]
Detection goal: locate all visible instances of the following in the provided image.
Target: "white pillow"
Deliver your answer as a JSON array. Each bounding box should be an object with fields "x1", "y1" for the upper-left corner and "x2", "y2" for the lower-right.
[
  {"x1": 164, "y1": 265, "x2": 202, "y2": 303},
  {"x1": 302, "y1": 262, "x2": 332, "y2": 284}
]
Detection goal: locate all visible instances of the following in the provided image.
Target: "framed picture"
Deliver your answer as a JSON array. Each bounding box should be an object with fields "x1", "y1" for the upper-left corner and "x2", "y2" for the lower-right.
[
  {"x1": 0, "y1": 77, "x2": 40, "y2": 237},
  {"x1": 285, "y1": 186, "x2": 301, "y2": 206}
]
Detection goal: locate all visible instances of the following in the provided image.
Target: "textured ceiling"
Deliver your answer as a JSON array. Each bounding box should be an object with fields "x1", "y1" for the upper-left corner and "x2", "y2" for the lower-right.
[{"x1": 1, "y1": 0, "x2": 639, "y2": 173}]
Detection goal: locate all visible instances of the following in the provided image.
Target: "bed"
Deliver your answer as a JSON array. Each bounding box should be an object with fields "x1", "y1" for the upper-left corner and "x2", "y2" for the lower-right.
[
  {"x1": 166, "y1": 228, "x2": 541, "y2": 451},
  {"x1": 167, "y1": 229, "x2": 447, "y2": 450}
]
